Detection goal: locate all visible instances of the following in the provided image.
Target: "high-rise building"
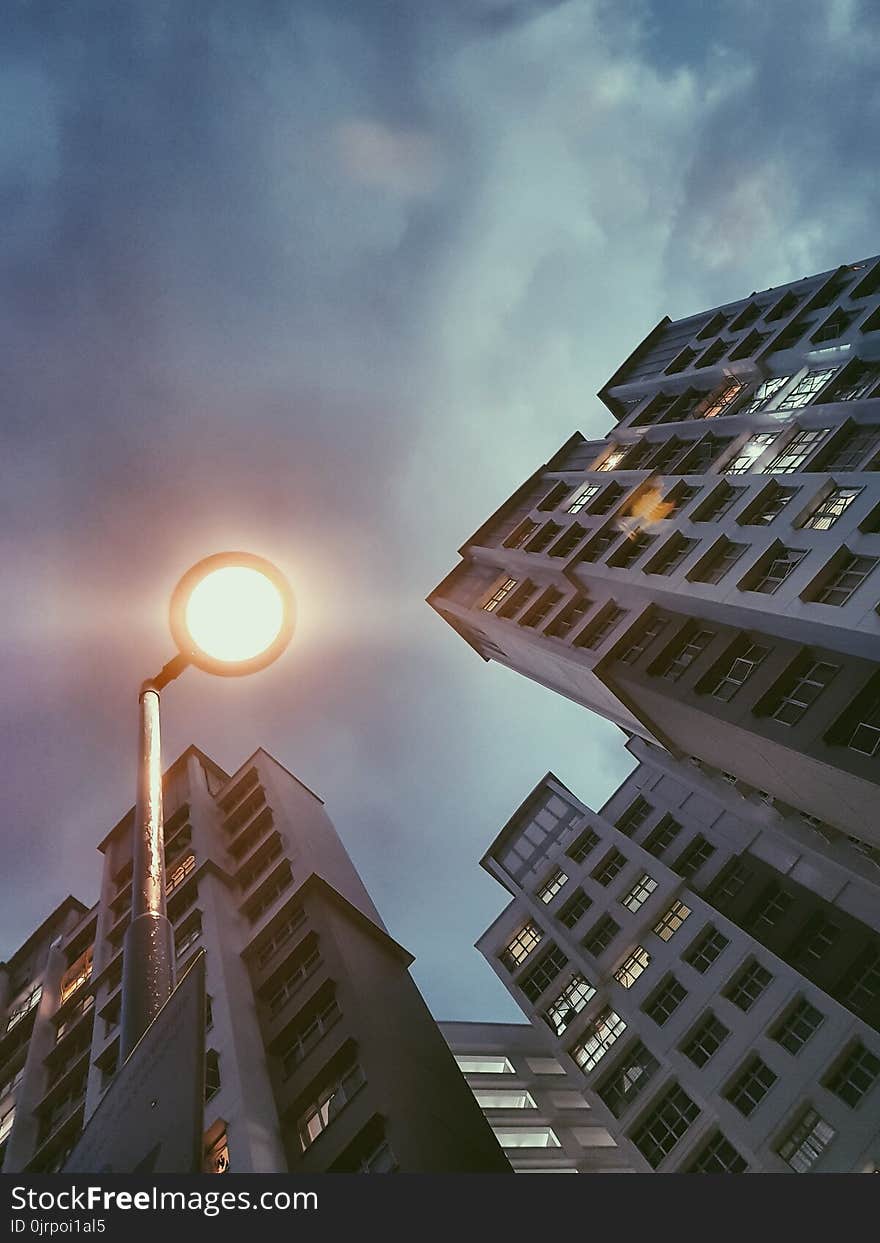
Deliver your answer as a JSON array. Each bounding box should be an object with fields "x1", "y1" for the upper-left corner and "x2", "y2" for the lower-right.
[
  {"x1": 475, "y1": 741, "x2": 880, "y2": 1172},
  {"x1": 428, "y1": 256, "x2": 880, "y2": 845},
  {"x1": 440, "y1": 1020, "x2": 632, "y2": 1172},
  {"x1": 0, "y1": 746, "x2": 510, "y2": 1175}
]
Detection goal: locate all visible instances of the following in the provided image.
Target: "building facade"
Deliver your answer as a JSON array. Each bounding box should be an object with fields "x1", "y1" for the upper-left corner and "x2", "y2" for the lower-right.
[
  {"x1": 428, "y1": 256, "x2": 880, "y2": 846},
  {"x1": 0, "y1": 746, "x2": 510, "y2": 1175},
  {"x1": 440, "y1": 1020, "x2": 631, "y2": 1172},
  {"x1": 475, "y1": 740, "x2": 880, "y2": 1172}
]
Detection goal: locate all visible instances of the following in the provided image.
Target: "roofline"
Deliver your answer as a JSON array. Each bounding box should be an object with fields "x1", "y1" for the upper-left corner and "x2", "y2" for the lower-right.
[
  {"x1": 478, "y1": 770, "x2": 578, "y2": 872},
  {"x1": 1, "y1": 895, "x2": 89, "y2": 969}
]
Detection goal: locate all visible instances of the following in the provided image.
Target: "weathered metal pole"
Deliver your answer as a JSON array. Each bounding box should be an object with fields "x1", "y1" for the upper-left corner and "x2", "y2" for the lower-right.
[{"x1": 120, "y1": 684, "x2": 176, "y2": 1060}]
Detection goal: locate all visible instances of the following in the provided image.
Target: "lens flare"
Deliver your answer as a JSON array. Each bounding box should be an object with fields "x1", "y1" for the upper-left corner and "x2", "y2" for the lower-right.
[{"x1": 184, "y1": 567, "x2": 284, "y2": 663}]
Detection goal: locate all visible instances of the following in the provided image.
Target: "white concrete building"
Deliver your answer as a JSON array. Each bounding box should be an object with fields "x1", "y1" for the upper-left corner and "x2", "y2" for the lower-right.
[
  {"x1": 0, "y1": 746, "x2": 510, "y2": 1175},
  {"x1": 429, "y1": 256, "x2": 880, "y2": 846},
  {"x1": 475, "y1": 741, "x2": 880, "y2": 1172},
  {"x1": 440, "y1": 1020, "x2": 632, "y2": 1172}
]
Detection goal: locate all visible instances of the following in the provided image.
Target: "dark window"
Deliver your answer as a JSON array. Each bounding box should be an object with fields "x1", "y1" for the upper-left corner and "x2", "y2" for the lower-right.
[
  {"x1": 616, "y1": 611, "x2": 671, "y2": 665},
  {"x1": 596, "y1": 1041, "x2": 659, "y2": 1117},
  {"x1": 567, "y1": 828, "x2": 600, "y2": 864},
  {"x1": 615, "y1": 796, "x2": 652, "y2": 837},
  {"x1": 687, "y1": 1132, "x2": 748, "y2": 1173},
  {"x1": 520, "y1": 945, "x2": 569, "y2": 1003},
  {"x1": 526, "y1": 523, "x2": 563, "y2": 553},
  {"x1": 689, "y1": 539, "x2": 747, "y2": 584},
  {"x1": 643, "y1": 815, "x2": 682, "y2": 858},
  {"x1": 745, "y1": 545, "x2": 808, "y2": 594},
  {"x1": 673, "y1": 835, "x2": 716, "y2": 880},
  {"x1": 548, "y1": 524, "x2": 587, "y2": 559},
  {"x1": 725, "y1": 1056, "x2": 777, "y2": 1117},
  {"x1": 820, "y1": 425, "x2": 880, "y2": 471},
  {"x1": 741, "y1": 484, "x2": 799, "y2": 526},
  {"x1": 591, "y1": 849, "x2": 627, "y2": 886},
  {"x1": 693, "y1": 483, "x2": 744, "y2": 522},
  {"x1": 537, "y1": 482, "x2": 571, "y2": 511},
  {"x1": 724, "y1": 959, "x2": 773, "y2": 1012},
  {"x1": 643, "y1": 976, "x2": 688, "y2": 1026},
  {"x1": 607, "y1": 531, "x2": 657, "y2": 569},
  {"x1": 574, "y1": 605, "x2": 629, "y2": 650},
  {"x1": 747, "y1": 881, "x2": 794, "y2": 934},
  {"x1": 519, "y1": 587, "x2": 564, "y2": 628},
  {"x1": 630, "y1": 1083, "x2": 699, "y2": 1168},
  {"x1": 558, "y1": 889, "x2": 592, "y2": 929},
  {"x1": 824, "y1": 1042, "x2": 880, "y2": 1107},
  {"x1": 588, "y1": 482, "x2": 625, "y2": 515},
  {"x1": 711, "y1": 862, "x2": 752, "y2": 904},
  {"x1": 682, "y1": 1012, "x2": 730, "y2": 1068},
  {"x1": 581, "y1": 915, "x2": 620, "y2": 958},
  {"x1": 771, "y1": 998, "x2": 825, "y2": 1055},
  {"x1": 704, "y1": 640, "x2": 771, "y2": 702},
  {"x1": 545, "y1": 594, "x2": 592, "y2": 639},
  {"x1": 646, "y1": 535, "x2": 699, "y2": 576},
  {"x1": 759, "y1": 654, "x2": 840, "y2": 726},
  {"x1": 813, "y1": 553, "x2": 878, "y2": 606},
  {"x1": 796, "y1": 916, "x2": 840, "y2": 964},
  {"x1": 653, "y1": 627, "x2": 716, "y2": 681}
]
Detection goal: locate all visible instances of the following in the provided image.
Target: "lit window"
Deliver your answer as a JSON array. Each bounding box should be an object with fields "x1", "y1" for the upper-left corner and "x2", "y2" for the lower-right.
[
  {"x1": 454, "y1": 1056, "x2": 514, "y2": 1074},
  {"x1": 570, "y1": 1008, "x2": 627, "y2": 1073},
  {"x1": 803, "y1": 486, "x2": 863, "y2": 530},
  {"x1": 725, "y1": 432, "x2": 780, "y2": 474},
  {"x1": 5, "y1": 984, "x2": 42, "y2": 1032},
  {"x1": 473, "y1": 1089, "x2": 537, "y2": 1110},
  {"x1": 492, "y1": 1127, "x2": 561, "y2": 1148},
  {"x1": 482, "y1": 578, "x2": 518, "y2": 613},
  {"x1": 620, "y1": 874, "x2": 658, "y2": 913},
  {"x1": 765, "y1": 428, "x2": 830, "y2": 473},
  {"x1": 775, "y1": 368, "x2": 838, "y2": 411},
  {"x1": 298, "y1": 1063, "x2": 366, "y2": 1151},
  {"x1": 60, "y1": 950, "x2": 93, "y2": 1004},
  {"x1": 167, "y1": 852, "x2": 196, "y2": 894},
  {"x1": 597, "y1": 447, "x2": 627, "y2": 472},
  {"x1": 0, "y1": 1103, "x2": 15, "y2": 1145},
  {"x1": 536, "y1": 869, "x2": 569, "y2": 905},
  {"x1": 777, "y1": 1108, "x2": 836, "y2": 1172},
  {"x1": 701, "y1": 379, "x2": 746, "y2": 419},
  {"x1": 500, "y1": 923, "x2": 543, "y2": 971},
  {"x1": 567, "y1": 483, "x2": 602, "y2": 514},
  {"x1": 615, "y1": 947, "x2": 652, "y2": 988},
  {"x1": 739, "y1": 376, "x2": 790, "y2": 414},
  {"x1": 653, "y1": 901, "x2": 691, "y2": 941}
]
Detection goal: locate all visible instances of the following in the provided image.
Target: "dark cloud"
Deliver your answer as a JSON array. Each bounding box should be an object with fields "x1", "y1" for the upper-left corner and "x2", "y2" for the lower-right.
[{"x1": 1, "y1": 0, "x2": 876, "y2": 1018}]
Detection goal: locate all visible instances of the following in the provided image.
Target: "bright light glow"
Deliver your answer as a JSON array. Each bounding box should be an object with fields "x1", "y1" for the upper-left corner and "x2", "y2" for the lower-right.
[{"x1": 184, "y1": 567, "x2": 284, "y2": 662}]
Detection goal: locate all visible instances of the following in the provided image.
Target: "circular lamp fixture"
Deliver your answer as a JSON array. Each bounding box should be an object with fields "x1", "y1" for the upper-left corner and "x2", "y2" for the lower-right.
[{"x1": 169, "y1": 552, "x2": 295, "y2": 677}]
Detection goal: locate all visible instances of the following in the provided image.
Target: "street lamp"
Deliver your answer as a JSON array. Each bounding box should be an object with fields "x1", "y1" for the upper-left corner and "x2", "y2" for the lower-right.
[{"x1": 120, "y1": 552, "x2": 295, "y2": 1060}]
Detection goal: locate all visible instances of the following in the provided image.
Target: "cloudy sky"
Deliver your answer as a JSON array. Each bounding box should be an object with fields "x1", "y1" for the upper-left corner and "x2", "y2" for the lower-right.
[{"x1": 2, "y1": 0, "x2": 878, "y2": 1021}]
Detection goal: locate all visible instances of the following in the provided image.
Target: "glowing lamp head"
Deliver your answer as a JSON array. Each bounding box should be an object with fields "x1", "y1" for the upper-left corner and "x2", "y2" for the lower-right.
[{"x1": 169, "y1": 552, "x2": 295, "y2": 677}]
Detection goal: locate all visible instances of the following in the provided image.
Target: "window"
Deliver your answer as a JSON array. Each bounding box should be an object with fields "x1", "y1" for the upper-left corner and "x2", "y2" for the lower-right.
[
  {"x1": 777, "y1": 1108, "x2": 836, "y2": 1172},
  {"x1": 597, "y1": 1041, "x2": 659, "y2": 1117},
  {"x1": 695, "y1": 338, "x2": 730, "y2": 369},
  {"x1": 724, "y1": 432, "x2": 779, "y2": 473},
  {"x1": 174, "y1": 913, "x2": 203, "y2": 959},
  {"x1": 592, "y1": 849, "x2": 627, "y2": 886},
  {"x1": 707, "y1": 641, "x2": 771, "y2": 701},
  {"x1": 607, "y1": 531, "x2": 656, "y2": 568},
  {"x1": 615, "y1": 947, "x2": 652, "y2": 989},
  {"x1": 620, "y1": 874, "x2": 658, "y2": 913},
  {"x1": 803, "y1": 486, "x2": 863, "y2": 529},
  {"x1": 742, "y1": 484, "x2": 799, "y2": 525},
  {"x1": 725, "y1": 1056, "x2": 777, "y2": 1116},
  {"x1": 819, "y1": 360, "x2": 880, "y2": 402},
  {"x1": 630, "y1": 1083, "x2": 699, "y2": 1168},
  {"x1": 5, "y1": 984, "x2": 42, "y2": 1032},
  {"x1": 581, "y1": 915, "x2": 620, "y2": 958},
  {"x1": 746, "y1": 545, "x2": 807, "y2": 594},
  {"x1": 643, "y1": 815, "x2": 682, "y2": 858},
  {"x1": 567, "y1": 483, "x2": 602, "y2": 514},
  {"x1": 643, "y1": 976, "x2": 687, "y2": 1026},
  {"x1": 688, "y1": 1131, "x2": 748, "y2": 1173},
  {"x1": 748, "y1": 882, "x2": 793, "y2": 933},
  {"x1": 573, "y1": 604, "x2": 629, "y2": 650},
  {"x1": 280, "y1": 996, "x2": 341, "y2": 1077},
  {"x1": 558, "y1": 889, "x2": 592, "y2": 929},
  {"x1": 814, "y1": 553, "x2": 878, "y2": 606},
  {"x1": 519, "y1": 587, "x2": 563, "y2": 627},
  {"x1": 538, "y1": 482, "x2": 572, "y2": 511},
  {"x1": 725, "y1": 959, "x2": 773, "y2": 1011},
  {"x1": 656, "y1": 628, "x2": 716, "y2": 680},
  {"x1": 500, "y1": 923, "x2": 543, "y2": 971},
  {"x1": 570, "y1": 1008, "x2": 627, "y2": 1073},
  {"x1": 822, "y1": 425, "x2": 880, "y2": 471},
  {"x1": 298, "y1": 1063, "x2": 366, "y2": 1151},
  {"x1": 597, "y1": 446, "x2": 627, "y2": 472},
  {"x1": 503, "y1": 518, "x2": 538, "y2": 549},
  {"x1": 483, "y1": 578, "x2": 518, "y2": 613},
  {"x1": 545, "y1": 594, "x2": 591, "y2": 639},
  {"x1": 536, "y1": 869, "x2": 568, "y2": 905},
  {"x1": 496, "y1": 578, "x2": 536, "y2": 618},
  {"x1": 701, "y1": 379, "x2": 746, "y2": 419},
  {"x1": 492, "y1": 1127, "x2": 561, "y2": 1148},
  {"x1": 0, "y1": 1065, "x2": 24, "y2": 1100},
  {"x1": 617, "y1": 611, "x2": 670, "y2": 665},
  {"x1": 615, "y1": 796, "x2": 652, "y2": 837},
  {"x1": 589, "y1": 482, "x2": 625, "y2": 515},
  {"x1": 567, "y1": 828, "x2": 600, "y2": 864},
  {"x1": 454, "y1": 1055, "x2": 514, "y2": 1074},
  {"x1": 205, "y1": 1050, "x2": 221, "y2": 1102},
  {"x1": 646, "y1": 535, "x2": 698, "y2": 576},
  {"x1": 255, "y1": 908, "x2": 307, "y2": 969},
  {"x1": 824, "y1": 1042, "x2": 880, "y2": 1107},
  {"x1": 548, "y1": 525, "x2": 587, "y2": 560},
  {"x1": 739, "y1": 376, "x2": 790, "y2": 414},
  {"x1": 577, "y1": 528, "x2": 619, "y2": 562},
  {"x1": 660, "y1": 483, "x2": 700, "y2": 514},
  {"x1": 244, "y1": 864, "x2": 293, "y2": 924},
  {"x1": 681, "y1": 433, "x2": 733, "y2": 473},
  {"x1": 797, "y1": 916, "x2": 839, "y2": 964},
  {"x1": 521, "y1": 946, "x2": 569, "y2": 1003},
  {"x1": 765, "y1": 428, "x2": 830, "y2": 472},
  {"x1": 167, "y1": 852, "x2": 196, "y2": 894},
  {"x1": 775, "y1": 368, "x2": 838, "y2": 411},
  {"x1": 694, "y1": 483, "x2": 744, "y2": 521},
  {"x1": 682, "y1": 1012, "x2": 730, "y2": 1068},
  {"x1": 772, "y1": 998, "x2": 825, "y2": 1055},
  {"x1": 762, "y1": 656, "x2": 839, "y2": 726},
  {"x1": 690, "y1": 538, "x2": 748, "y2": 585},
  {"x1": 60, "y1": 951, "x2": 93, "y2": 1004},
  {"x1": 473, "y1": 1088, "x2": 537, "y2": 1110},
  {"x1": 527, "y1": 523, "x2": 564, "y2": 555},
  {"x1": 653, "y1": 901, "x2": 691, "y2": 942},
  {"x1": 673, "y1": 836, "x2": 715, "y2": 880},
  {"x1": 843, "y1": 686, "x2": 880, "y2": 756},
  {"x1": 843, "y1": 946, "x2": 880, "y2": 1015},
  {"x1": 266, "y1": 941, "x2": 321, "y2": 1016},
  {"x1": 544, "y1": 975, "x2": 596, "y2": 1035},
  {"x1": 0, "y1": 1103, "x2": 15, "y2": 1146},
  {"x1": 712, "y1": 862, "x2": 752, "y2": 904}
]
